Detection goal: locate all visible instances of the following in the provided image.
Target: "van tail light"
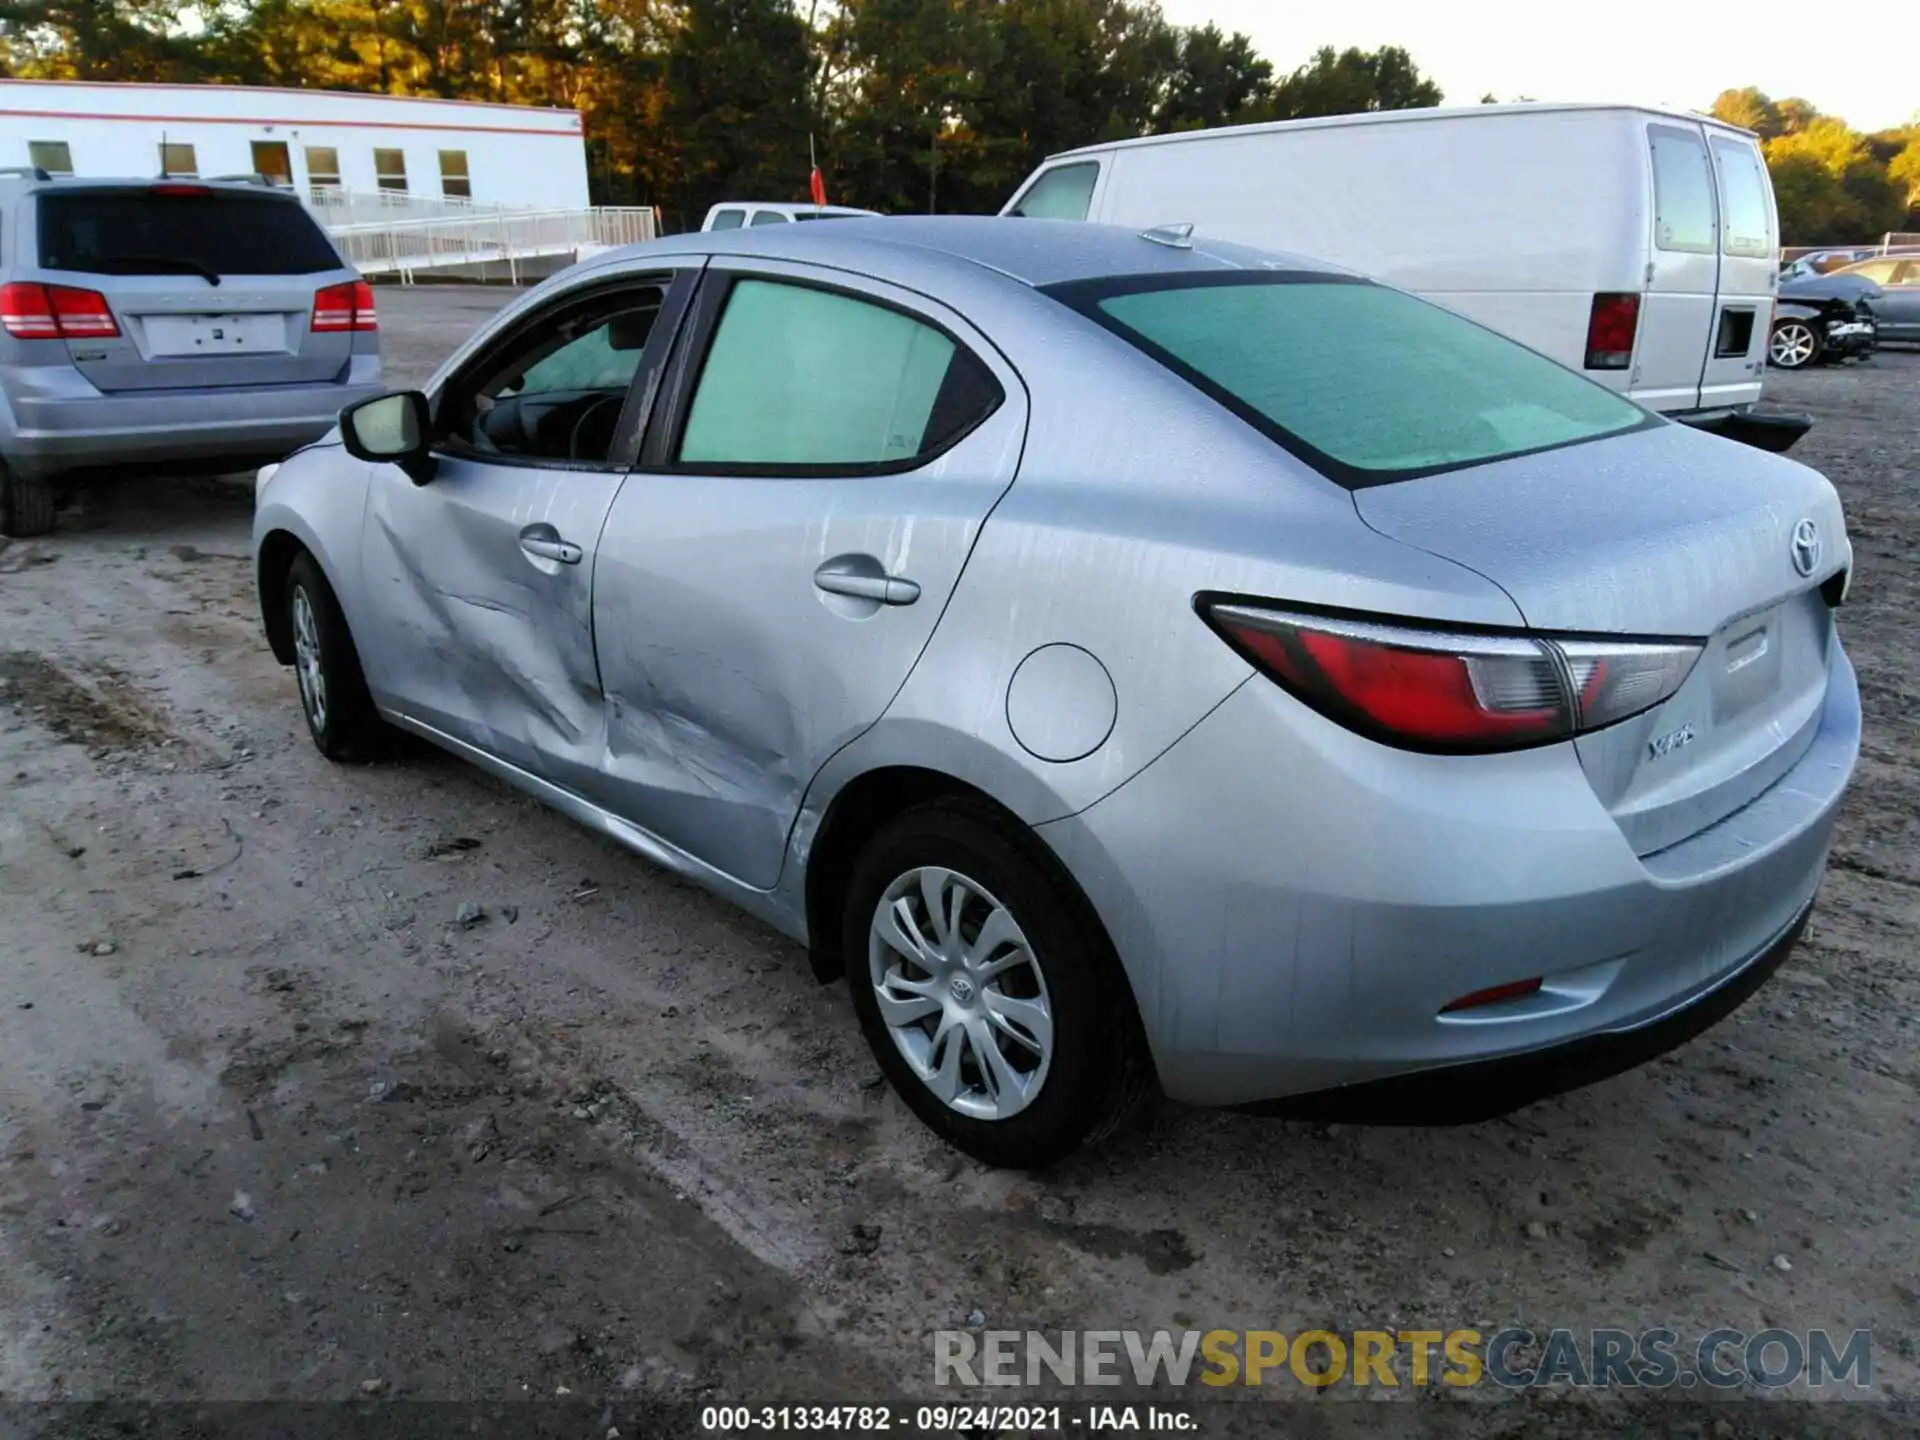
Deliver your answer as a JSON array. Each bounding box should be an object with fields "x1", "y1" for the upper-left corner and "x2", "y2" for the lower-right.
[
  {"x1": 0, "y1": 281, "x2": 120, "y2": 339},
  {"x1": 1200, "y1": 602, "x2": 1701, "y2": 754},
  {"x1": 1584, "y1": 292, "x2": 1640, "y2": 370},
  {"x1": 311, "y1": 279, "x2": 377, "y2": 333}
]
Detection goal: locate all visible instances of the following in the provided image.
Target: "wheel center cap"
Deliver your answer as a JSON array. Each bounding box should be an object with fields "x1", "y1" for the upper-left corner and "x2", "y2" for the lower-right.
[{"x1": 948, "y1": 975, "x2": 976, "y2": 1005}]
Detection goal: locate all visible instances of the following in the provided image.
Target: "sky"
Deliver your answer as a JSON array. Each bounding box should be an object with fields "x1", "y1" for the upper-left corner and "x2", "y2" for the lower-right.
[{"x1": 1160, "y1": 0, "x2": 1916, "y2": 135}]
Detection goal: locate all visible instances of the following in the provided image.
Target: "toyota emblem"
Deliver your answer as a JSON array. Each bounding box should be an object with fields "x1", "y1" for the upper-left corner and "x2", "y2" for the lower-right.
[{"x1": 1790, "y1": 519, "x2": 1821, "y2": 578}]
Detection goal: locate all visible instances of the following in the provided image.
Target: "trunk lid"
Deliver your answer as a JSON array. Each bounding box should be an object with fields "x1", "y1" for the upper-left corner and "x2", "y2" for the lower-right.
[
  {"x1": 1354, "y1": 421, "x2": 1849, "y2": 855},
  {"x1": 34, "y1": 186, "x2": 356, "y2": 393}
]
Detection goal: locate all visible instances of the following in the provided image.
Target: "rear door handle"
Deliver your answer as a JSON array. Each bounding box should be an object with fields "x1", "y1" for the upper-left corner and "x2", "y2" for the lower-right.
[
  {"x1": 813, "y1": 559, "x2": 920, "y2": 606},
  {"x1": 519, "y1": 526, "x2": 583, "y2": 566}
]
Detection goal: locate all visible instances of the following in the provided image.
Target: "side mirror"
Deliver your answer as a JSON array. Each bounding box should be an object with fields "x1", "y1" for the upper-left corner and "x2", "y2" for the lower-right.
[{"x1": 340, "y1": 390, "x2": 434, "y2": 484}]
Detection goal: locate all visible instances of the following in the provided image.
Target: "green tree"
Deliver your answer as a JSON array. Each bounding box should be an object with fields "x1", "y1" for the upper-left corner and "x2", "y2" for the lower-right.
[
  {"x1": 1268, "y1": 44, "x2": 1441, "y2": 120},
  {"x1": 1152, "y1": 23, "x2": 1272, "y2": 133},
  {"x1": 0, "y1": 0, "x2": 207, "y2": 80},
  {"x1": 1709, "y1": 86, "x2": 1780, "y2": 139}
]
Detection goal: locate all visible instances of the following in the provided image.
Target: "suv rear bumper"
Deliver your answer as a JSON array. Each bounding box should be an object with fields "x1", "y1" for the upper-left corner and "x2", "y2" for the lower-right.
[{"x1": 3, "y1": 375, "x2": 383, "y2": 480}]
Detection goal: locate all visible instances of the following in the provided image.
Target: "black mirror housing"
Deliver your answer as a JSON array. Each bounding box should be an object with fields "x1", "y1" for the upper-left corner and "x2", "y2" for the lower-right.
[{"x1": 339, "y1": 391, "x2": 435, "y2": 483}]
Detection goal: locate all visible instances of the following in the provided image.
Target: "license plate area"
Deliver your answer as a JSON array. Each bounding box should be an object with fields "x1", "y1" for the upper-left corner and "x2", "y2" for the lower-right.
[{"x1": 142, "y1": 313, "x2": 287, "y2": 357}]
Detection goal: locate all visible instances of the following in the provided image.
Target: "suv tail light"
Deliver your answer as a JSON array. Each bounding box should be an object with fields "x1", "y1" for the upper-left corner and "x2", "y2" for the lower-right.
[
  {"x1": 311, "y1": 280, "x2": 377, "y2": 333},
  {"x1": 1584, "y1": 292, "x2": 1640, "y2": 370},
  {"x1": 0, "y1": 281, "x2": 121, "y2": 340},
  {"x1": 1201, "y1": 601, "x2": 1701, "y2": 754}
]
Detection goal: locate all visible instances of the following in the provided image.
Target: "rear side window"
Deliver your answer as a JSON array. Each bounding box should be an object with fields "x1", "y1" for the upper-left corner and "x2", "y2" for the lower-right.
[
  {"x1": 708, "y1": 208, "x2": 746, "y2": 231},
  {"x1": 676, "y1": 279, "x2": 1001, "y2": 470},
  {"x1": 1048, "y1": 275, "x2": 1650, "y2": 488},
  {"x1": 38, "y1": 191, "x2": 343, "y2": 277},
  {"x1": 748, "y1": 210, "x2": 790, "y2": 226},
  {"x1": 1649, "y1": 127, "x2": 1717, "y2": 254},
  {"x1": 1712, "y1": 138, "x2": 1771, "y2": 259},
  {"x1": 1008, "y1": 162, "x2": 1099, "y2": 221}
]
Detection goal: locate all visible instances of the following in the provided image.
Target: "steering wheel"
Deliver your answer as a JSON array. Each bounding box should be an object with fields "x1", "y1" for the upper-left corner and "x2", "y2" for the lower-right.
[{"x1": 568, "y1": 394, "x2": 627, "y2": 461}]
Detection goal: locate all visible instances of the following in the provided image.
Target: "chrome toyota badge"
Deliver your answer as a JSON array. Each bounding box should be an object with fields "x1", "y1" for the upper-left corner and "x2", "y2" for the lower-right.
[{"x1": 1790, "y1": 519, "x2": 1821, "y2": 578}]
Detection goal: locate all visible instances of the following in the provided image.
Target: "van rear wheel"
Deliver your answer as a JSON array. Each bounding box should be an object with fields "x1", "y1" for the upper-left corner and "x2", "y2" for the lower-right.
[
  {"x1": 1768, "y1": 319, "x2": 1821, "y2": 370},
  {"x1": 0, "y1": 461, "x2": 56, "y2": 539}
]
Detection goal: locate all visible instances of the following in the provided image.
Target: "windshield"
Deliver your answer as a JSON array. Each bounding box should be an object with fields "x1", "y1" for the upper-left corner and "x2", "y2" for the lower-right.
[
  {"x1": 1045, "y1": 274, "x2": 1653, "y2": 488},
  {"x1": 38, "y1": 190, "x2": 343, "y2": 277}
]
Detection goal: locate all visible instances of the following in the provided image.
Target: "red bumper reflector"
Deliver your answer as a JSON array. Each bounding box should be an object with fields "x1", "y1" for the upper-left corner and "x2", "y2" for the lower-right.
[{"x1": 1440, "y1": 977, "x2": 1544, "y2": 1014}]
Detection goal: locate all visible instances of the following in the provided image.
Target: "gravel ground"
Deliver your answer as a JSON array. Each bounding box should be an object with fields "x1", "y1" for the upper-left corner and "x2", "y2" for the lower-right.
[{"x1": 0, "y1": 288, "x2": 1914, "y2": 1432}]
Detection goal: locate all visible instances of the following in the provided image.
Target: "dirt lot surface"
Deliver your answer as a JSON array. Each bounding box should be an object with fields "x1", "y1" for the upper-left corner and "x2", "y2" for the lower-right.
[{"x1": 1, "y1": 287, "x2": 1915, "y2": 1433}]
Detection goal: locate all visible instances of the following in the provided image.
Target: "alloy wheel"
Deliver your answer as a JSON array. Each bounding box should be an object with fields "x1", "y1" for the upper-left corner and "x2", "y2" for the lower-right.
[
  {"x1": 291, "y1": 585, "x2": 329, "y2": 731},
  {"x1": 868, "y1": 866, "x2": 1054, "y2": 1121},
  {"x1": 1769, "y1": 321, "x2": 1817, "y2": 368}
]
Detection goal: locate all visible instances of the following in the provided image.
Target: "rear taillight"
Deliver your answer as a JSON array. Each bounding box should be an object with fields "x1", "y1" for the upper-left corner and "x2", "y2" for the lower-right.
[
  {"x1": 1202, "y1": 602, "x2": 1701, "y2": 754},
  {"x1": 1585, "y1": 292, "x2": 1640, "y2": 370},
  {"x1": 0, "y1": 281, "x2": 120, "y2": 340},
  {"x1": 311, "y1": 279, "x2": 377, "y2": 333}
]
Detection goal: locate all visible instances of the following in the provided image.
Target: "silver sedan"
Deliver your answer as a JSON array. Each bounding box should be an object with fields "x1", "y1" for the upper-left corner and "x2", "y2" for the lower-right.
[{"x1": 253, "y1": 218, "x2": 1860, "y2": 1168}]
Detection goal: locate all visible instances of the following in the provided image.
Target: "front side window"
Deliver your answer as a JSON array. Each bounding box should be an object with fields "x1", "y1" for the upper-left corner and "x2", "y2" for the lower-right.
[
  {"x1": 438, "y1": 149, "x2": 471, "y2": 199},
  {"x1": 1649, "y1": 127, "x2": 1716, "y2": 254},
  {"x1": 1007, "y1": 162, "x2": 1099, "y2": 221},
  {"x1": 159, "y1": 142, "x2": 198, "y2": 178},
  {"x1": 39, "y1": 190, "x2": 343, "y2": 277},
  {"x1": 708, "y1": 208, "x2": 746, "y2": 231},
  {"x1": 374, "y1": 148, "x2": 408, "y2": 193},
  {"x1": 676, "y1": 279, "x2": 1001, "y2": 469},
  {"x1": 1048, "y1": 274, "x2": 1650, "y2": 487},
  {"x1": 28, "y1": 141, "x2": 73, "y2": 177},
  {"x1": 1711, "y1": 137, "x2": 1770, "y2": 259},
  {"x1": 438, "y1": 285, "x2": 665, "y2": 466}
]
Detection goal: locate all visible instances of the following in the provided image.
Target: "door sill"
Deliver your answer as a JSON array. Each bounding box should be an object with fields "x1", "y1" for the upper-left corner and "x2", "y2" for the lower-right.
[{"x1": 380, "y1": 711, "x2": 796, "y2": 934}]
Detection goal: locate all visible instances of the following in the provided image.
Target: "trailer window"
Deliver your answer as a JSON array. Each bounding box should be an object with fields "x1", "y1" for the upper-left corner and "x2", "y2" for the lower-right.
[
  {"x1": 1046, "y1": 273, "x2": 1651, "y2": 488},
  {"x1": 1008, "y1": 163, "x2": 1099, "y2": 221},
  {"x1": 28, "y1": 141, "x2": 73, "y2": 177},
  {"x1": 1649, "y1": 127, "x2": 1716, "y2": 254},
  {"x1": 1711, "y1": 138, "x2": 1771, "y2": 260}
]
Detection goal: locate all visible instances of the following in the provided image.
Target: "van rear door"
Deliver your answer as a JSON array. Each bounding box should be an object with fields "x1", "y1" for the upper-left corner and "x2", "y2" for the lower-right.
[
  {"x1": 1698, "y1": 134, "x2": 1775, "y2": 410},
  {"x1": 1635, "y1": 121, "x2": 1720, "y2": 412}
]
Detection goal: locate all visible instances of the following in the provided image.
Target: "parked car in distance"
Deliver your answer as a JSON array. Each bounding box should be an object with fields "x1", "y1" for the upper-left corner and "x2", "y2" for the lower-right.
[
  {"x1": 1779, "y1": 248, "x2": 1877, "y2": 281},
  {"x1": 1001, "y1": 104, "x2": 1794, "y2": 448},
  {"x1": 1770, "y1": 273, "x2": 1882, "y2": 368},
  {"x1": 1830, "y1": 255, "x2": 1920, "y2": 343},
  {"x1": 701, "y1": 201, "x2": 878, "y2": 231},
  {"x1": 0, "y1": 174, "x2": 382, "y2": 537},
  {"x1": 253, "y1": 218, "x2": 1859, "y2": 1168}
]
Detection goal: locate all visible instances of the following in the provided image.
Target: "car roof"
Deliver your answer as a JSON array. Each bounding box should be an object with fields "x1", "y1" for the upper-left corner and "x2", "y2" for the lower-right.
[
  {"x1": 0, "y1": 174, "x2": 306, "y2": 199},
  {"x1": 708, "y1": 201, "x2": 875, "y2": 217},
  {"x1": 637, "y1": 215, "x2": 1347, "y2": 290}
]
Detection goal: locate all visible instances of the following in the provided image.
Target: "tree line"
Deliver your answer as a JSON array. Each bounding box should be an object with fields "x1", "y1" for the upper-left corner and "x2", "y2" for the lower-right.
[{"x1": 2, "y1": 4, "x2": 1914, "y2": 242}]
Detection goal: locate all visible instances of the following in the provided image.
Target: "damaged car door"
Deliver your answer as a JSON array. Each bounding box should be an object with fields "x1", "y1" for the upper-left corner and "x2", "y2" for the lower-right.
[
  {"x1": 586, "y1": 261, "x2": 1027, "y2": 889},
  {"x1": 358, "y1": 272, "x2": 692, "y2": 781}
]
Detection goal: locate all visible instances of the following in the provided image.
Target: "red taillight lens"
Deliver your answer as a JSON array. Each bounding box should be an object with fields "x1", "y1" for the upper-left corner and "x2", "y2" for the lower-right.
[
  {"x1": 1441, "y1": 977, "x2": 1544, "y2": 1014},
  {"x1": 311, "y1": 279, "x2": 377, "y2": 333},
  {"x1": 152, "y1": 183, "x2": 212, "y2": 196},
  {"x1": 1203, "y1": 602, "x2": 1701, "y2": 754},
  {"x1": 1585, "y1": 292, "x2": 1640, "y2": 370},
  {"x1": 0, "y1": 281, "x2": 119, "y2": 339}
]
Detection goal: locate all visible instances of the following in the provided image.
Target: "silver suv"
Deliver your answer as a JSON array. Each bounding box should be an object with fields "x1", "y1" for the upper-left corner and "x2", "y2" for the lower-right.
[{"x1": 0, "y1": 173, "x2": 383, "y2": 536}]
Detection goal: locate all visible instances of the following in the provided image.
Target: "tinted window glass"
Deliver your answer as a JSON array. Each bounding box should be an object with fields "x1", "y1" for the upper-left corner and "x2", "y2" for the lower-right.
[
  {"x1": 748, "y1": 210, "x2": 790, "y2": 226},
  {"x1": 441, "y1": 287, "x2": 664, "y2": 465},
  {"x1": 709, "y1": 209, "x2": 746, "y2": 231},
  {"x1": 1009, "y1": 162, "x2": 1099, "y2": 220},
  {"x1": 678, "y1": 280, "x2": 999, "y2": 468},
  {"x1": 1711, "y1": 138, "x2": 1770, "y2": 259},
  {"x1": 39, "y1": 191, "x2": 343, "y2": 276},
  {"x1": 1061, "y1": 277, "x2": 1646, "y2": 485},
  {"x1": 1650, "y1": 128, "x2": 1716, "y2": 254}
]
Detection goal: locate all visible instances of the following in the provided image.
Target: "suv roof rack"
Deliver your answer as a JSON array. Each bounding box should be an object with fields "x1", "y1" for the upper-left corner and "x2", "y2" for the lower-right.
[
  {"x1": 0, "y1": 166, "x2": 53, "y2": 181},
  {"x1": 209, "y1": 173, "x2": 280, "y2": 187}
]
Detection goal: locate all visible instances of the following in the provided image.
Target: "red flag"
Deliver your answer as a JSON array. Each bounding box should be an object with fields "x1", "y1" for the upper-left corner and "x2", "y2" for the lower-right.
[{"x1": 809, "y1": 165, "x2": 828, "y2": 208}]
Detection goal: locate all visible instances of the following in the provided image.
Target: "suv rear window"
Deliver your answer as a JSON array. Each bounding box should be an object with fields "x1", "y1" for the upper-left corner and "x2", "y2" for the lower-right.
[
  {"x1": 38, "y1": 189, "x2": 343, "y2": 277},
  {"x1": 1045, "y1": 274, "x2": 1651, "y2": 487}
]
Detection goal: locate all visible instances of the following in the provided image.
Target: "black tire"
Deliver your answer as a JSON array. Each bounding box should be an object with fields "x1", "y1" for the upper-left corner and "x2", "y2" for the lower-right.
[
  {"x1": 285, "y1": 551, "x2": 385, "y2": 761},
  {"x1": 0, "y1": 461, "x2": 56, "y2": 539},
  {"x1": 843, "y1": 798, "x2": 1150, "y2": 1169},
  {"x1": 1768, "y1": 318, "x2": 1823, "y2": 370}
]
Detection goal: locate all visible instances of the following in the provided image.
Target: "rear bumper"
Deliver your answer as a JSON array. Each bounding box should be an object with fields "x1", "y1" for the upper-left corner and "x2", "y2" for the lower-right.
[
  {"x1": 1673, "y1": 406, "x2": 1816, "y2": 454},
  {"x1": 1038, "y1": 643, "x2": 1860, "y2": 1110},
  {"x1": 2, "y1": 369, "x2": 383, "y2": 480}
]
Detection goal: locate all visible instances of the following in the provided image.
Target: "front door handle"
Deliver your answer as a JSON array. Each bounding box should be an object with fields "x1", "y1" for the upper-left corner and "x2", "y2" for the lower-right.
[
  {"x1": 519, "y1": 526, "x2": 583, "y2": 566},
  {"x1": 813, "y1": 558, "x2": 920, "y2": 606}
]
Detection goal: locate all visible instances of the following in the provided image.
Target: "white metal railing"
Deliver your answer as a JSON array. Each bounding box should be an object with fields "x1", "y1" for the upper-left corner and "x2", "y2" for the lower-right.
[
  {"x1": 329, "y1": 207, "x2": 659, "y2": 281},
  {"x1": 1882, "y1": 232, "x2": 1920, "y2": 252}
]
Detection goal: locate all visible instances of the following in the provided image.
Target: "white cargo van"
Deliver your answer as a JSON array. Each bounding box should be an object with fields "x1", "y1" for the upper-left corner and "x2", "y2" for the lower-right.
[{"x1": 1002, "y1": 104, "x2": 1799, "y2": 446}]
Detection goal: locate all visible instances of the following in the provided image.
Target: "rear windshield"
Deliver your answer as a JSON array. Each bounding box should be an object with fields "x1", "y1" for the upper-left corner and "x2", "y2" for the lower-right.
[
  {"x1": 1045, "y1": 274, "x2": 1652, "y2": 487},
  {"x1": 38, "y1": 190, "x2": 343, "y2": 277}
]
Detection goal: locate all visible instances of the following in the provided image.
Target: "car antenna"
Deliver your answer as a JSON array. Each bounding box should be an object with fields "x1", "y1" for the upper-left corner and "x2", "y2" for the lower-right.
[{"x1": 1139, "y1": 223, "x2": 1194, "y2": 249}]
